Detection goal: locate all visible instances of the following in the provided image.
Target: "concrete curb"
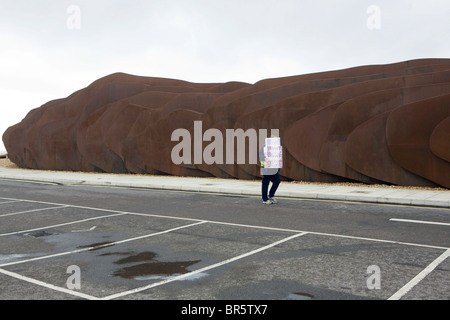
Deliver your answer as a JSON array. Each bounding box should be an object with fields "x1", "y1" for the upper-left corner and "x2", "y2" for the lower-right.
[{"x1": 0, "y1": 167, "x2": 449, "y2": 209}]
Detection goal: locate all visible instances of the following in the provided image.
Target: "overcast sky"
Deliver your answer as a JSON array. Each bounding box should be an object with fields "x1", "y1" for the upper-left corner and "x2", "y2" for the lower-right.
[{"x1": 1, "y1": 0, "x2": 450, "y2": 152}]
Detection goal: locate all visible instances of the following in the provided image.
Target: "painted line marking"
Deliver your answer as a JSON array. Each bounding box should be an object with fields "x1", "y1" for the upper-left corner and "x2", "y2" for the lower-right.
[
  {"x1": 206, "y1": 220, "x2": 449, "y2": 251},
  {"x1": 0, "y1": 196, "x2": 205, "y2": 223},
  {"x1": 390, "y1": 218, "x2": 450, "y2": 227},
  {"x1": 388, "y1": 249, "x2": 450, "y2": 300},
  {"x1": 0, "y1": 200, "x2": 22, "y2": 205},
  {"x1": 101, "y1": 232, "x2": 308, "y2": 300},
  {"x1": 0, "y1": 221, "x2": 207, "y2": 268},
  {"x1": 0, "y1": 205, "x2": 69, "y2": 218},
  {"x1": 0, "y1": 196, "x2": 448, "y2": 251},
  {"x1": 0, "y1": 212, "x2": 127, "y2": 237},
  {"x1": 0, "y1": 267, "x2": 99, "y2": 300},
  {"x1": 71, "y1": 226, "x2": 97, "y2": 233}
]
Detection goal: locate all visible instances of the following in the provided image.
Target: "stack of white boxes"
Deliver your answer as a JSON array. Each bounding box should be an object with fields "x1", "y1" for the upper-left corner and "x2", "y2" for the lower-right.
[{"x1": 264, "y1": 137, "x2": 283, "y2": 168}]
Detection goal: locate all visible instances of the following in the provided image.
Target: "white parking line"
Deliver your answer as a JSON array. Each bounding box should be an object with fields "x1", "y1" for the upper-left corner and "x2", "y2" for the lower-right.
[
  {"x1": 1, "y1": 196, "x2": 449, "y2": 250},
  {"x1": 0, "y1": 205, "x2": 69, "y2": 218},
  {"x1": 0, "y1": 221, "x2": 207, "y2": 300},
  {"x1": 0, "y1": 196, "x2": 205, "y2": 223},
  {"x1": 101, "y1": 232, "x2": 308, "y2": 300},
  {"x1": 0, "y1": 212, "x2": 128, "y2": 237},
  {"x1": 0, "y1": 267, "x2": 99, "y2": 300},
  {"x1": 390, "y1": 218, "x2": 450, "y2": 227},
  {"x1": 389, "y1": 248, "x2": 450, "y2": 300},
  {"x1": 0, "y1": 200, "x2": 22, "y2": 205},
  {"x1": 0, "y1": 221, "x2": 207, "y2": 268}
]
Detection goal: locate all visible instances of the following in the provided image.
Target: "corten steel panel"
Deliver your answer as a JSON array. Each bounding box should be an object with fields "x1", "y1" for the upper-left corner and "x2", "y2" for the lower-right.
[
  {"x1": 318, "y1": 89, "x2": 402, "y2": 179},
  {"x1": 345, "y1": 113, "x2": 438, "y2": 187},
  {"x1": 430, "y1": 117, "x2": 450, "y2": 163},
  {"x1": 386, "y1": 94, "x2": 450, "y2": 188},
  {"x1": 284, "y1": 103, "x2": 340, "y2": 173}
]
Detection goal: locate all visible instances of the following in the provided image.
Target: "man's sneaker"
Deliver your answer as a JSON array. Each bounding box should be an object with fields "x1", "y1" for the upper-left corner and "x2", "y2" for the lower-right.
[
  {"x1": 263, "y1": 200, "x2": 273, "y2": 205},
  {"x1": 269, "y1": 197, "x2": 278, "y2": 204}
]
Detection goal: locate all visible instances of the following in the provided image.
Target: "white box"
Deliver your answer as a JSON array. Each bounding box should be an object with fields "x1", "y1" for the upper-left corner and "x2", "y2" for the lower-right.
[{"x1": 264, "y1": 138, "x2": 283, "y2": 168}]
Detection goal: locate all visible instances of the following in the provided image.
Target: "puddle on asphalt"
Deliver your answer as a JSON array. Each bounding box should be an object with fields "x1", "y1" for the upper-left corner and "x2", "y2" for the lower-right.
[
  {"x1": 24, "y1": 230, "x2": 58, "y2": 238},
  {"x1": 287, "y1": 292, "x2": 314, "y2": 300},
  {"x1": 113, "y1": 260, "x2": 201, "y2": 279},
  {"x1": 114, "y1": 251, "x2": 158, "y2": 264},
  {"x1": 99, "y1": 251, "x2": 202, "y2": 280}
]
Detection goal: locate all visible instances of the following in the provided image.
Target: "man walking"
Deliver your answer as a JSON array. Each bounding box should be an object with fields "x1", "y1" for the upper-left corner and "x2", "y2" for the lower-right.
[{"x1": 259, "y1": 139, "x2": 281, "y2": 205}]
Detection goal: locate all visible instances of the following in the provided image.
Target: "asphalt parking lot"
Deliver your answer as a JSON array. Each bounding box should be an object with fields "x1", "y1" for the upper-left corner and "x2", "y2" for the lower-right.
[{"x1": 0, "y1": 179, "x2": 449, "y2": 306}]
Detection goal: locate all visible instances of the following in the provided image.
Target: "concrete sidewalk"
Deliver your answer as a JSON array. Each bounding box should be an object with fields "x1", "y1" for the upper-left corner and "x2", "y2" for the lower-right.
[{"x1": 0, "y1": 166, "x2": 449, "y2": 209}]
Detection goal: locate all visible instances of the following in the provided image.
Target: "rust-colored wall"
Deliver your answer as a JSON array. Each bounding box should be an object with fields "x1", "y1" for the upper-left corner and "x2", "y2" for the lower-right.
[{"x1": 3, "y1": 59, "x2": 450, "y2": 188}]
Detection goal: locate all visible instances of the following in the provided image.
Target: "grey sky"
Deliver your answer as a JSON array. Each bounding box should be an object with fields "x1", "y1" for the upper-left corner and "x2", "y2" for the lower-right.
[{"x1": 1, "y1": 0, "x2": 450, "y2": 151}]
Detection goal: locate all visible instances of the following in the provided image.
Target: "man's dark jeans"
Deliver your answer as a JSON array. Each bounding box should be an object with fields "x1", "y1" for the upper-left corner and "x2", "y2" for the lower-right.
[{"x1": 262, "y1": 172, "x2": 280, "y2": 201}]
